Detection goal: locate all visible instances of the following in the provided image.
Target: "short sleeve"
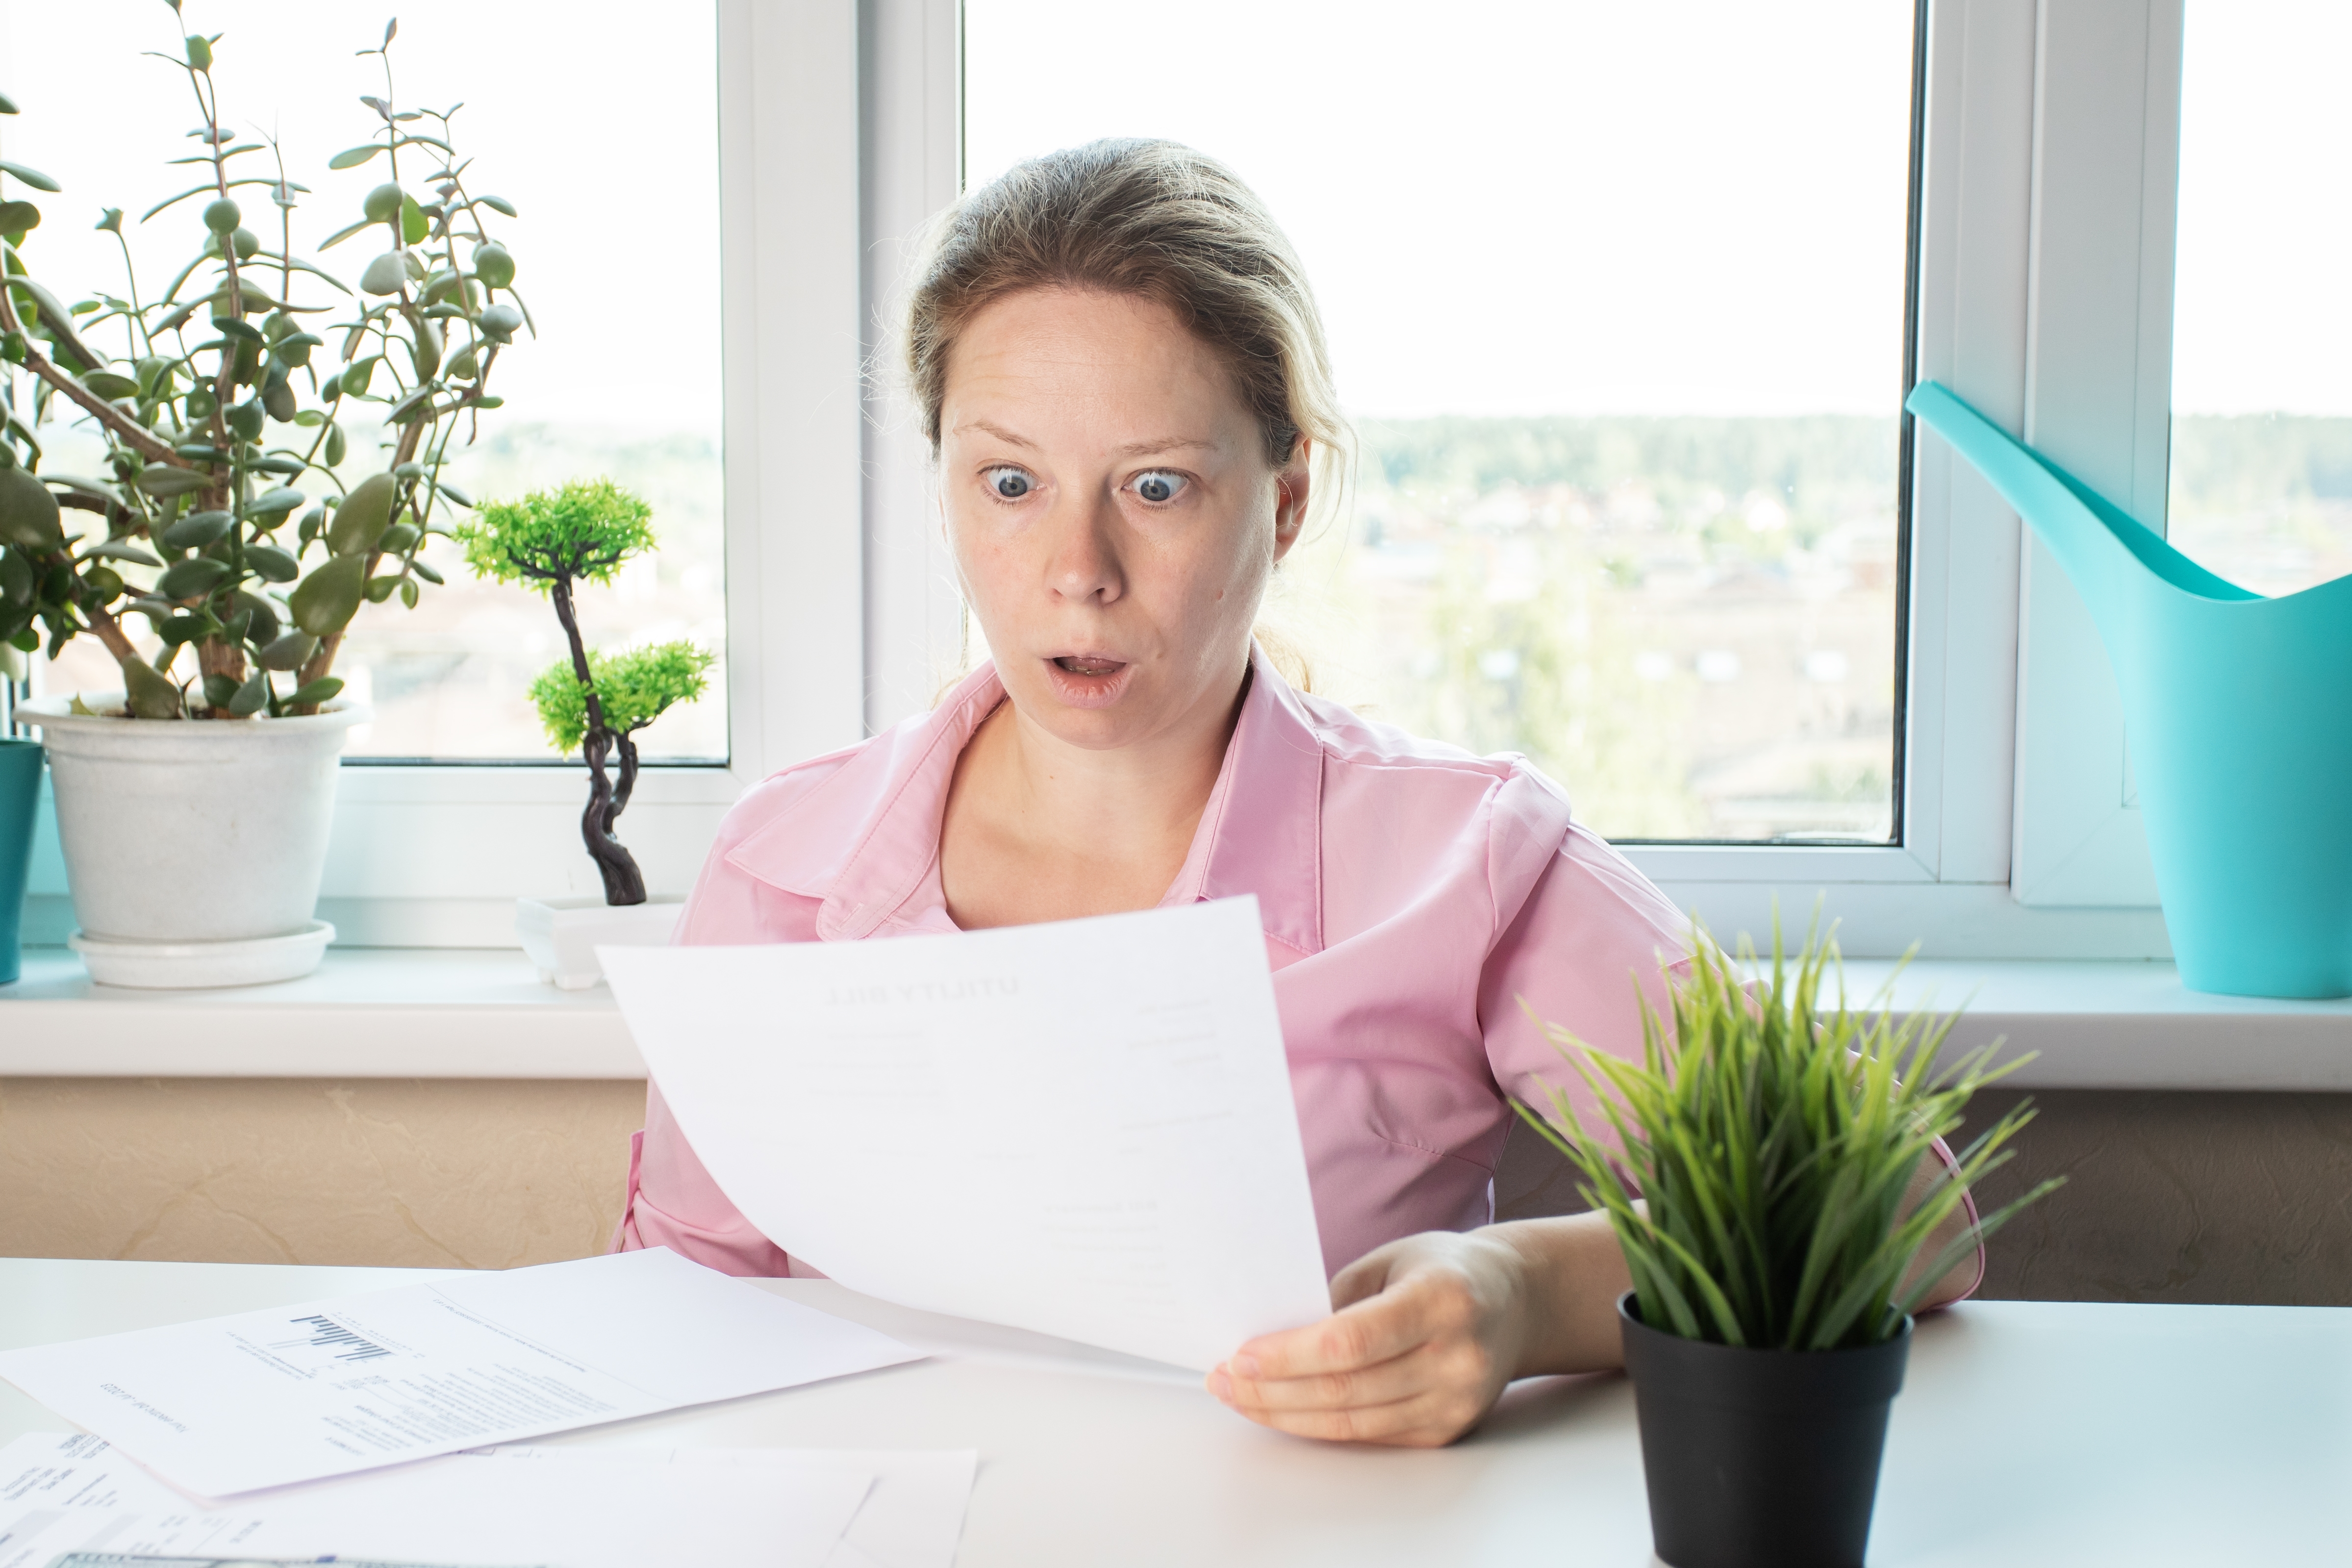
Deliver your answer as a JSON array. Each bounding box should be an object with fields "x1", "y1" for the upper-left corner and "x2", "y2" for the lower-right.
[{"x1": 1479, "y1": 819, "x2": 1692, "y2": 1140}]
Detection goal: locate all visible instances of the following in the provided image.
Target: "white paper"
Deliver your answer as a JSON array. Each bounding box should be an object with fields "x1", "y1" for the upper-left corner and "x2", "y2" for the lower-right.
[
  {"x1": 0, "y1": 1431, "x2": 876, "y2": 1568},
  {"x1": 0, "y1": 1248, "x2": 921, "y2": 1497},
  {"x1": 602, "y1": 896, "x2": 1332, "y2": 1371}
]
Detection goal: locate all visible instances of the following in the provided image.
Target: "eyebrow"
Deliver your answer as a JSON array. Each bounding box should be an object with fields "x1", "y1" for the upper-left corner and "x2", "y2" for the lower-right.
[{"x1": 952, "y1": 420, "x2": 1216, "y2": 459}]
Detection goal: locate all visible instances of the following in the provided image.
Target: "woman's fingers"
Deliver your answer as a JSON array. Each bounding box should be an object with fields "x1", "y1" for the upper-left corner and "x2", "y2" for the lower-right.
[
  {"x1": 1208, "y1": 1242, "x2": 1522, "y2": 1446},
  {"x1": 1218, "y1": 1372, "x2": 1490, "y2": 1448},
  {"x1": 1226, "y1": 1272, "x2": 1436, "y2": 1383}
]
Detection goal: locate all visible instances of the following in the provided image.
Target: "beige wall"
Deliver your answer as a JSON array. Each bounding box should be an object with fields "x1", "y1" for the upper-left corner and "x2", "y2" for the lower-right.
[
  {"x1": 0, "y1": 1078, "x2": 645, "y2": 1269},
  {"x1": 1498, "y1": 1088, "x2": 2352, "y2": 1307}
]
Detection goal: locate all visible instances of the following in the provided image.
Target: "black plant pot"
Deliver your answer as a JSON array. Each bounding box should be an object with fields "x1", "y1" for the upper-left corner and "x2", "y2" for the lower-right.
[{"x1": 1618, "y1": 1292, "x2": 1910, "y2": 1568}]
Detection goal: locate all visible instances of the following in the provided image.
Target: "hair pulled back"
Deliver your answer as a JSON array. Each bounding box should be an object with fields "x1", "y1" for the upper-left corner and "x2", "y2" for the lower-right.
[{"x1": 903, "y1": 138, "x2": 1347, "y2": 517}]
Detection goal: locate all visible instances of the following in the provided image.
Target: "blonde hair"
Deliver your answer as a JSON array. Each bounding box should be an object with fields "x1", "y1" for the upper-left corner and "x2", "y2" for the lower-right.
[{"x1": 903, "y1": 139, "x2": 1348, "y2": 689}]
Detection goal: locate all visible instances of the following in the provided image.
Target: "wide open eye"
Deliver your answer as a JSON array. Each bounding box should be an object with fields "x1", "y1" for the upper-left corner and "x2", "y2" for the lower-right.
[
  {"x1": 984, "y1": 466, "x2": 1035, "y2": 500},
  {"x1": 1132, "y1": 470, "x2": 1188, "y2": 504}
]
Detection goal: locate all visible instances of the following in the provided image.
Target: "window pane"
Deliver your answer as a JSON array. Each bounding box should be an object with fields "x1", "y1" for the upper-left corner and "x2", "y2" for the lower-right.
[
  {"x1": 3, "y1": 0, "x2": 726, "y2": 761},
  {"x1": 2170, "y1": 1, "x2": 2352, "y2": 599},
  {"x1": 964, "y1": 0, "x2": 1915, "y2": 841}
]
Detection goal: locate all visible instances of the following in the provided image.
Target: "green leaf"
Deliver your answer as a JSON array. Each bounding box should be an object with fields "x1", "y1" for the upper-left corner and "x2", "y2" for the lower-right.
[
  {"x1": 78, "y1": 540, "x2": 162, "y2": 571},
  {"x1": 437, "y1": 481, "x2": 474, "y2": 507},
  {"x1": 325, "y1": 423, "x2": 347, "y2": 467},
  {"x1": 0, "y1": 160, "x2": 60, "y2": 193},
  {"x1": 245, "y1": 542, "x2": 299, "y2": 582},
  {"x1": 0, "y1": 200, "x2": 41, "y2": 235},
  {"x1": 255, "y1": 630, "x2": 315, "y2": 669},
  {"x1": 318, "y1": 217, "x2": 373, "y2": 252},
  {"x1": 409, "y1": 557, "x2": 443, "y2": 585},
  {"x1": 161, "y1": 508, "x2": 233, "y2": 549},
  {"x1": 287, "y1": 552, "x2": 366, "y2": 636},
  {"x1": 398, "y1": 577, "x2": 419, "y2": 609},
  {"x1": 250, "y1": 455, "x2": 307, "y2": 476},
  {"x1": 211, "y1": 314, "x2": 266, "y2": 343},
  {"x1": 476, "y1": 302, "x2": 523, "y2": 343},
  {"x1": 227, "y1": 667, "x2": 271, "y2": 715},
  {"x1": 328, "y1": 144, "x2": 384, "y2": 171},
  {"x1": 363, "y1": 572, "x2": 400, "y2": 603},
  {"x1": 134, "y1": 467, "x2": 211, "y2": 498},
  {"x1": 122, "y1": 653, "x2": 184, "y2": 718},
  {"x1": 478, "y1": 194, "x2": 518, "y2": 217},
  {"x1": 529, "y1": 641, "x2": 714, "y2": 753},
  {"x1": 359, "y1": 251, "x2": 407, "y2": 297},
  {"x1": 201, "y1": 671, "x2": 239, "y2": 709},
  {"x1": 376, "y1": 521, "x2": 420, "y2": 555},
  {"x1": 246, "y1": 485, "x2": 305, "y2": 519},
  {"x1": 286, "y1": 675, "x2": 344, "y2": 708},
  {"x1": 0, "y1": 93, "x2": 18, "y2": 115},
  {"x1": 80, "y1": 370, "x2": 139, "y2": 400},
  {"x1": 328, "y1": 473, "x2": 397, "y2": 555},
  {"x1": 455, "y1": 479, "x2": 656, "y2": 591},
  {"x1": 401, "y1": 192, "x2": 428, "y2": 246},
  {"x1": 156, "y1": 556, "x2": 230, "y2": 600},
  {"x1": 340, "y1": 354, "x2": 382, "y2": 397}
]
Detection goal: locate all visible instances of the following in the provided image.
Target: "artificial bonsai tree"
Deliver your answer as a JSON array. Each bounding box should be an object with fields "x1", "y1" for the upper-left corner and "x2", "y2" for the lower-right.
[
  {"x1": 456, "y1": 477, "x2": 711, "y2": 907},
  {"x1": 0, "y1": 6, "x2": 526, "y2": 718},
  {"x1": 1519, "y1": 915, "x2": 2060, "y2": 1568}
]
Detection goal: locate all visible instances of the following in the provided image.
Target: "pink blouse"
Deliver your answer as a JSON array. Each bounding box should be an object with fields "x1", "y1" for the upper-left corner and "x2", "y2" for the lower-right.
[{"x1": 616, "y1": 651, "x2": 1977, "y2": 1291}]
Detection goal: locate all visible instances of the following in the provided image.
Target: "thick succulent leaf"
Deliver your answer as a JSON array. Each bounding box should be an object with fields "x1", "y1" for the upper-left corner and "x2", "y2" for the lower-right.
[{"x1": 287, "y1": 551, "x2": 366, "y2": 635}]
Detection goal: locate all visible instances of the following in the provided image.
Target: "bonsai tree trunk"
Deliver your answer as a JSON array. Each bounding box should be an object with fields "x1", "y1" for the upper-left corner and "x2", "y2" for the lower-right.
[{"x1": 551, "y1": 576, "x2": 645, "y2": 906}]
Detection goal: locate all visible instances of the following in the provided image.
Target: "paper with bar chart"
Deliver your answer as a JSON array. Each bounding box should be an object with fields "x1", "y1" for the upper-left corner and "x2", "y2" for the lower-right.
[{"x1": 0, "y1": 1247, "x2": 918, "y2": 1498}]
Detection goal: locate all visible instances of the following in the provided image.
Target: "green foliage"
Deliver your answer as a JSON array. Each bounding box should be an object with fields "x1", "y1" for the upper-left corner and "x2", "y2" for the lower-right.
[
  {"x1": 0, "y1": 5, "x2": 523, "y2": 716},
  {"x1": 1517, "y1": 914, "x2": 2061, "y2": 1351},
  {"x1": 530, "y1": 640, "x2": 713, "y2": 754},
  {"x1": 456, "y1": 478, "x2": 655, "y2": 593}
]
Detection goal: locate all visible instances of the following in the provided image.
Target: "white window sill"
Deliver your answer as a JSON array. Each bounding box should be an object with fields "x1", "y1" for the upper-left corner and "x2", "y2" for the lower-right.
[
  {"x1": 2, "y1": 950, "x2": 2348, "y2": 1090},
  {"x1": 0, "y1": 949, "x2": 640, "y2": 1080}
]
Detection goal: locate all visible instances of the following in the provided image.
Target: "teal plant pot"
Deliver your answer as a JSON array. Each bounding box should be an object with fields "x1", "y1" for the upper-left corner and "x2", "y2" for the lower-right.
[
  {"x1": 1909, "y1": 382, "x2": 2352, "y2": 998},
  {"x1": 0, "y1": 736, "x2": 40, "y2": 986}
]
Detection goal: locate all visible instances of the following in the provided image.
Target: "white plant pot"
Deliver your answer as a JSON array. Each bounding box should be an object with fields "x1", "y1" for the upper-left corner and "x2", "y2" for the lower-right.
[
  {"x1": 23, "y1": 693, "x2": 369, "y2": 988},
  {"x1": 516, "y1": 895, "x2": 684, "y2": 990}
]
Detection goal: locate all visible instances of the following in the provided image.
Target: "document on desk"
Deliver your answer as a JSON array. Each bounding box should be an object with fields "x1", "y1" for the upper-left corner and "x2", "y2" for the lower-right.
[
  {"x1": 0, "y1": 1247, "x2": 920, "y2": 1498},
  {"x1": 0, "y1": 1431, "x2": 887, "y2": 1568},
  {"x1": 602, "y1": 896, "x2": 1333, "y2": 1372}
]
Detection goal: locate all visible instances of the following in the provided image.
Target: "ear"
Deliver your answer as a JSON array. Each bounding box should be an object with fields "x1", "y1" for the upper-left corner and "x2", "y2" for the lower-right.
[{"x1": 1271, "y1": 440, "x2": 1312, "y2": 564}]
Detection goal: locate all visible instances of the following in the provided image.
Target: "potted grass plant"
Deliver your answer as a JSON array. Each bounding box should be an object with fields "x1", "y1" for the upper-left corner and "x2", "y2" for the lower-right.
[
  {"x1": 1519, "y1": 918, "x2": 2059, "y2": 1568},
  {"x1": 0, "y1": 8, "x2": 527, "y2": 986},
  {"x1": 455, "y1": 477, "x2": 710, "y2": 988}
]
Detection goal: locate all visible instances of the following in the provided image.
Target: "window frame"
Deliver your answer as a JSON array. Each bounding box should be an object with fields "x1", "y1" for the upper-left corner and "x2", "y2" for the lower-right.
[{"x1": 27, "y1": 0, "x2": 2191, "y2": 961}]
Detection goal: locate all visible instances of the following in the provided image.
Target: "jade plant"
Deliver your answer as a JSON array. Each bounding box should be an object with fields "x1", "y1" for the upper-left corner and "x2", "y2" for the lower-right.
[
  {"x1": 0, "y1": 5, "x2": 525, "y2": 719},
  {"x1": 456, "y1": 478, "x2": 711, "y2": 907},
  {"x1": 1518, "y1": 916, "x2": 2062, "y2": 1351}
]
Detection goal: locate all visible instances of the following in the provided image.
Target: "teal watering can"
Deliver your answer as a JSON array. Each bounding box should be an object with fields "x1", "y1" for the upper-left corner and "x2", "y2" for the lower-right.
[{"x1": 1908, "y1": 382, "x2": 2352, "y2": 998}]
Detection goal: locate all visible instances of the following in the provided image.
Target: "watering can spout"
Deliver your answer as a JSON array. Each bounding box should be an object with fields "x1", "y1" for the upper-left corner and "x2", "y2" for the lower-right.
[{"x1": 1906, "y1": 381, "x2": 2352, "y2": 999}]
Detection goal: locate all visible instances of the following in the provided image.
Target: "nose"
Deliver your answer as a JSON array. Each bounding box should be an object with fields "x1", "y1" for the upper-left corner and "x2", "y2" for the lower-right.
[{"x1": 1042, "y1": 486, "x2": 1124, "y2": 607}]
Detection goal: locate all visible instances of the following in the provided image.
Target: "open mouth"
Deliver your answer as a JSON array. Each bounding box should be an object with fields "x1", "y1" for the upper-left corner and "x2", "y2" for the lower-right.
[{"x1": 1053, "y1": 655, "x2": 1127, "y2": 678}]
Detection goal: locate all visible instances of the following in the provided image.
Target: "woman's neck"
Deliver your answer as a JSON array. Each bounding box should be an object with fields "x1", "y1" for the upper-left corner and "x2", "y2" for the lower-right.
[{"x1": 938, "y1": 659, "x2": 1249, "y2": 930}]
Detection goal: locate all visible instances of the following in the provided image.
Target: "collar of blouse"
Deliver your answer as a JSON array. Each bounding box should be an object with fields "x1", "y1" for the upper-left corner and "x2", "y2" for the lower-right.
[{"x1": 720, "y1": 642, "x2": 1327, "y2": 959}]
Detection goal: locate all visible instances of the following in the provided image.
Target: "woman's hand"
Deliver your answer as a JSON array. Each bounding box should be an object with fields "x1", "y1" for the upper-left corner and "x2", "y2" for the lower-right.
[
  {"x1": 1206, "y1": 1212, "x2": 1638, "y2": 1447},
  {"x1": 1206, "y1": 1229, "x2": 1535, "y2": 1448}
]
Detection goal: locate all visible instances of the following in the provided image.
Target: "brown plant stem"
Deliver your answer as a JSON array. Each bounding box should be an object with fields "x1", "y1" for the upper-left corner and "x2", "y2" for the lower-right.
[
  {"x1": 0, "y1": 290, "x2": 181, "y2": 466},
  {"x1": 550, "y1": 575, "x2": 644, "y2": 906}
]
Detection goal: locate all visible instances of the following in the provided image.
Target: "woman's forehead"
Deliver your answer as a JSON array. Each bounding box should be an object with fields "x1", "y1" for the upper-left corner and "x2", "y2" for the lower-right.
[{"x1": 942, "y1": 286, "x2": 1253, "y2": 445}]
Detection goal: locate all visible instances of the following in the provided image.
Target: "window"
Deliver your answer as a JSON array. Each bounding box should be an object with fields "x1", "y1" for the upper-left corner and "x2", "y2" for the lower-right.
[
  {"x1": 2168, "y1": 0, "x2": 2352, "y2": 598},
  {"x1": 963, "y1": 0, "x2": 1921, "y2": 843},
  {"x1": 5, "y1": 0, "x2": 727, "y2": 762}
]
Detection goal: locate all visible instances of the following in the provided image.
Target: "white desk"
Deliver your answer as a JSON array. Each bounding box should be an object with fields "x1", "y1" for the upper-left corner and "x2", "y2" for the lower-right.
[{"x1": 1, "y1": 1258, "x2": 2345, "y2": 1566}]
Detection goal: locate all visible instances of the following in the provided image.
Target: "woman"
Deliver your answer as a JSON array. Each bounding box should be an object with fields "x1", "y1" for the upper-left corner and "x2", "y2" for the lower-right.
[{"x1": 617, "y1": 138, "x2": 1980, "y2": 1446}]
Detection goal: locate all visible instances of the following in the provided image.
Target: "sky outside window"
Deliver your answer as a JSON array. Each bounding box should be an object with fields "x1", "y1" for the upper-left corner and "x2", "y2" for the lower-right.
[{"x1": 967, "y1": 0, "x2": 1916, "y2": 841}]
